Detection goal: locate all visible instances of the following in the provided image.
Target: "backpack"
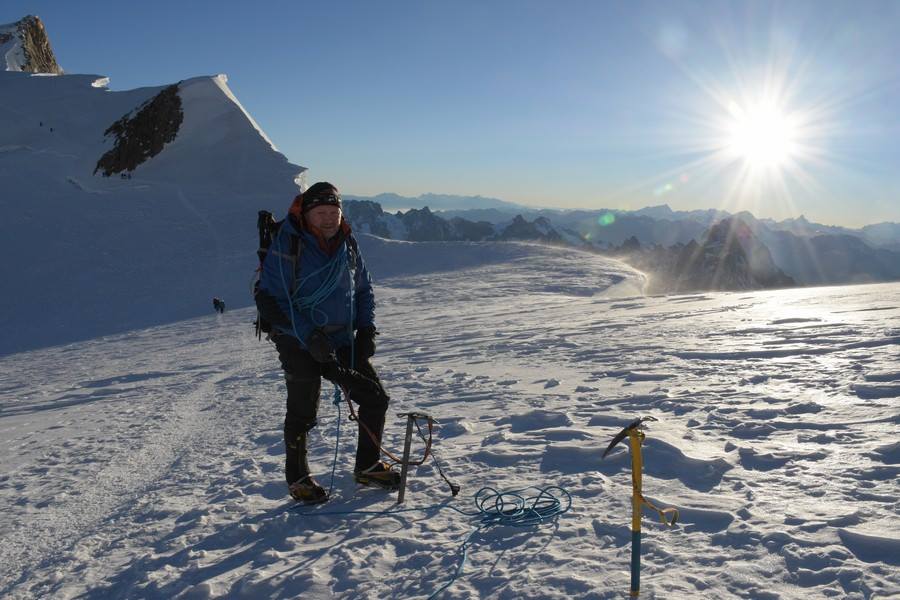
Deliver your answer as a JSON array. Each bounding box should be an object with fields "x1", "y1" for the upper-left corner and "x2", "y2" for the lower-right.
[{"x1": 253, "y1": 210, "x2": 359, "y2": 340}]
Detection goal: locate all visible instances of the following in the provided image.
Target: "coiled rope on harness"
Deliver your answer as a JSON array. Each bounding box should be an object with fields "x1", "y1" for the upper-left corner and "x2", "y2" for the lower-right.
[{"x1": 274, "y1": 224, "x2": 350, "y2": 342}]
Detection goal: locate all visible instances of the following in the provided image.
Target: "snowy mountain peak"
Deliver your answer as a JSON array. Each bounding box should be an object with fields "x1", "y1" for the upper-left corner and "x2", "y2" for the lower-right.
[
  {"x1": 633, "y1": 204, "x2": 675, "y2": 219},
  {"x1": 0, "y1": 15, "x2": 61, "y2": 74},
  {"x1": 0, "y1": 60, "x2": 305, "y2": 354}
]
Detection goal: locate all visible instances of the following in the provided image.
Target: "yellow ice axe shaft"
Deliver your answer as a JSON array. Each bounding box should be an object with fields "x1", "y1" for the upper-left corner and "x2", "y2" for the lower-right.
[
  {"x1": 602, "y1": 417, "x2": 677, "y2": 598},
  {"x1": 628, "y1": 429, "x2": 644, "y2": 597}
]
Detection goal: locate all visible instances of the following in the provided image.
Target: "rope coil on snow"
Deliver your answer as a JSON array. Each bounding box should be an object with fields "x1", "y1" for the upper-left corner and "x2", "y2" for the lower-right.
[
  {"x1": 290, "y1": 485, "x2": 573, "y2": 599},
  {"x1": 425, "y1": 485, "x2": 573, "y2": 599}
]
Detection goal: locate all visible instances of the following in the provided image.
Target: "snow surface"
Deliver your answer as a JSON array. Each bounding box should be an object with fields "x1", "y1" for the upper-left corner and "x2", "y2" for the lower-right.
[{"x1": 1, "y1": 237, "x2": 898, "y2": 599}]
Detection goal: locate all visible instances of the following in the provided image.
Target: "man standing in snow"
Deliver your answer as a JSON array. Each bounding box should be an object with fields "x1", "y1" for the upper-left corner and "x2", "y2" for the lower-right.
[{"x1": 255, "y1": 182, "x2": 398, "y2": 504}]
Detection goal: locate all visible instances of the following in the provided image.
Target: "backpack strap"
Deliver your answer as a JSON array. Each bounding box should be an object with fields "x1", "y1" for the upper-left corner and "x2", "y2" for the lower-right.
[
  {"x1": 347, "y1": 233, "x2": 360, "y2": 276},
  {"x1": 257, "y1": 210, "x2": 277, "y2": 264},
  {"x1": 285, "y1": 233, "x2": 303, "y2": 294}
]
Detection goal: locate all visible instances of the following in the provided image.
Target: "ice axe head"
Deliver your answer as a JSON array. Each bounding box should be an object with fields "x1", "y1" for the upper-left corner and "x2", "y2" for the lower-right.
[{"x1": 602, "y1": 416, "x2": 658, "y2": 459}]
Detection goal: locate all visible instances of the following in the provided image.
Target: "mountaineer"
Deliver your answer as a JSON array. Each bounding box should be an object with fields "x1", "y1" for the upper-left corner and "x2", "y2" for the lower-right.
[{"x1": 255, "y1": 182, "x2": 399, "y2": 504}]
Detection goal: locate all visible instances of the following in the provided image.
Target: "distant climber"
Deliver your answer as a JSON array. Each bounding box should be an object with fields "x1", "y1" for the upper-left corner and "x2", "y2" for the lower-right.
[
  {"x1": 212, "y1": 297, "x2": 225, "y2": 314},
  {"x1": 254, "y1": 182, "x2": 398, "y2": 504}
]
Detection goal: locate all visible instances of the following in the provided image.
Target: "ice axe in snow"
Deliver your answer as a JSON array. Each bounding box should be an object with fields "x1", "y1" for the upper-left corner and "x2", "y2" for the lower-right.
[
  {"x1": 396, "y1": 411, "x2": 460, "y2": 504},
  {"x1": 603, "y1": 416, "x2": 678, "y2": 597}
]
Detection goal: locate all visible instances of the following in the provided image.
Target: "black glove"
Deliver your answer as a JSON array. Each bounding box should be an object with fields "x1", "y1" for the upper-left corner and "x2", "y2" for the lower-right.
[
  {"x1": 254, "y1": 289, "x2": 292, "y2": 328},
  {"x1": 306, "y1": 328, "x2": 336, "y2": 363},
  {"x1": 355, "y1": 326, "x2": 378, "y2": 359}
]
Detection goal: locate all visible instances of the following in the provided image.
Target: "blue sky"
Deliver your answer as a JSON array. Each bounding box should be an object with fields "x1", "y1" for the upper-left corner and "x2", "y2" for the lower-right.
[{"x1": 5, "y1": 0, "x2": 900, "y2": 225}]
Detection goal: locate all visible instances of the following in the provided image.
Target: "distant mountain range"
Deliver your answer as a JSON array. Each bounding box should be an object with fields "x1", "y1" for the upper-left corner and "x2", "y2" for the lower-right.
[
  {"x1": 347, "y1": 192, "x2": 899, "y2": 250},
  {"x1": 344, "y1": 192, "x2": 529, "y2": 212},
  {"x1": 344, "y1": 198, "x2": 900, "y2": 290}
]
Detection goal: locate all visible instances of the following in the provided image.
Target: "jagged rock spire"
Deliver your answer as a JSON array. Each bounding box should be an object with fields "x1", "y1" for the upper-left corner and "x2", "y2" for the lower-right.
[{"x1": 0, "y1": 15, "x2": 62, "y2": 74}]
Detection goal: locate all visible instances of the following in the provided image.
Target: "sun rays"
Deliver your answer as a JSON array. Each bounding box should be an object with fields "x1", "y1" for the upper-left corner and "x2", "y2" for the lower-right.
[{"x1": 605, "y1": 16, "x2": 868, "y2": 225}]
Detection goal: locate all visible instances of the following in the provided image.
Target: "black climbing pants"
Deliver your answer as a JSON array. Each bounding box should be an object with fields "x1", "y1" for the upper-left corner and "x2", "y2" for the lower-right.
[{"x1": 274, "y1": 335, "x2": 388, "y2": 479}]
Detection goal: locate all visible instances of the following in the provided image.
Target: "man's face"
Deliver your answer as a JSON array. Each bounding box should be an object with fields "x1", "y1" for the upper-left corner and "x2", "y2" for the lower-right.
[{"x1": 306, "y1": 205, "x2": 342, "y2": 238}]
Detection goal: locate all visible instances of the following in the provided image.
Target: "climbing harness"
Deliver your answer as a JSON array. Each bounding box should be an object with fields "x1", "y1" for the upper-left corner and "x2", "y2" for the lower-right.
[{"x1": 603, "y1": 416, "x2": 678, "y2": 597}]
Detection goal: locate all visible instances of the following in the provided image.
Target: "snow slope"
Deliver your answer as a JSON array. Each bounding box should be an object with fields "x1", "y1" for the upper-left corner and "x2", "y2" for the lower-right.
[
  {"x1": 1, "y1": 238, "x2": 897, "y2": 599},
  {"x1": 0, "y1": 70, "x2": 304, "y2": 356}
]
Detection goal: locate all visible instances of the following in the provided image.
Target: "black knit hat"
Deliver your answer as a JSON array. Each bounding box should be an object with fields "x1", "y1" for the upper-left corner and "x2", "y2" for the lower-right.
[{"x1": 302, "y1": 181, "x2": 341, "y2": 213}]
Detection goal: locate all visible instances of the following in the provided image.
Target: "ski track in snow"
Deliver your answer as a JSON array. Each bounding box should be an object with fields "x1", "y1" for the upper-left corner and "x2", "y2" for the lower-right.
[{"x1": 1, "y1": 248, "x2": 898, "y2": 599}]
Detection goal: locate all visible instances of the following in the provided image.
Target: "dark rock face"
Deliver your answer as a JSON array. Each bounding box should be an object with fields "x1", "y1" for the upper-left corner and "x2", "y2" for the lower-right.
[
  {"x1": 620, "y1": 235, "x2": 642, "y2": 253},
  {"x1": 399, "y1": 207, "x2": 454, "y2": 241},
  {"x1": 343, "y1": 200, "x2": 393, "y2": 238},
  {"x1": 95, "y1": 84, "x2": 184, "y2": 176},
  {"x1": 498, "y1": 215, "x2": 562, "y2": 242},
  {"x1": 449, "y1": 217, "x2": 494, "y2": 241},
  {"x1": 617, "y1": 218, "x2": 795, "y2": 293},
  {"x1": 16, "y1": 16, "x2": 62, "y2": 74}
]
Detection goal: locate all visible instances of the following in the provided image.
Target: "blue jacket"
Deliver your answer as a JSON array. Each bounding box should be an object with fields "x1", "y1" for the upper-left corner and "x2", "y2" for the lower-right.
[{"x1": 257, "y1": 215, "x2": 375, "y2": 349}]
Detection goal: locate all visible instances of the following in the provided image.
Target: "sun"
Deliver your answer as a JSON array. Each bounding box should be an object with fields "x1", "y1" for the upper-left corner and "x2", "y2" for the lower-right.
[
  {"x1": 630, "y1": 47, "x2": 840, "y2": 219},
  {"x1": 724, "y1": 99, "x2": 799, "y2": 169}
]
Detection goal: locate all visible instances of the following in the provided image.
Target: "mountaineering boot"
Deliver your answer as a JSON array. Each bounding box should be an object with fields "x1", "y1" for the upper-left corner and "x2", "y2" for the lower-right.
[
  {"x1": 289, "y1": 474, "x2": 328, "y2": 505},
  {"x1": 354, "y1": 460, "x2": 401, "y2": 490},
  {"x1": 286, "y1": 430, "x2": 328, "y2": 504}
]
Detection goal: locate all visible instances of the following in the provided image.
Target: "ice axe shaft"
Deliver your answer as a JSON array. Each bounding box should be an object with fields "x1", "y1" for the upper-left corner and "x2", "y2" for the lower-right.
[
  {"x1": 628, "y1": 428, "x2": 644, "y2": 597},
  {"x1": 396, "y1": 412, "x2": 431, "y2": 504}
]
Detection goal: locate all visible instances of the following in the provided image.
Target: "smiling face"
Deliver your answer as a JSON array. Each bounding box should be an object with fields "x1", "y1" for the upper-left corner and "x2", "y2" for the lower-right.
[{"x1": 305, "y1": 204, "x2": 342, "y2": 239}]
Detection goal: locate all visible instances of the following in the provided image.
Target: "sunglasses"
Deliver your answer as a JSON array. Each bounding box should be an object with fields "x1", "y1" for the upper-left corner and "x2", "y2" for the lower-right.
[{"x1": 308, "y1": 192, "x2": 341, "y2": 203}]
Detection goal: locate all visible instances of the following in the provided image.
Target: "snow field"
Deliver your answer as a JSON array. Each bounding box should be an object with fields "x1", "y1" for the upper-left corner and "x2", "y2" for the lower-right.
[{"x1": 0, "y1": 240, "x2": 898, "y2": 599}]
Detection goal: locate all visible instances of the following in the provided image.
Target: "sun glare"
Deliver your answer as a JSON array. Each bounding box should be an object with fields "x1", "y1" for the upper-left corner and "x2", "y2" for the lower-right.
[
  {"x1": 616, "y1": 26, "x2": 851, "y2": 222},
  {"x1": 725, "y1": 100, "x2": 799, "y2": 169}
]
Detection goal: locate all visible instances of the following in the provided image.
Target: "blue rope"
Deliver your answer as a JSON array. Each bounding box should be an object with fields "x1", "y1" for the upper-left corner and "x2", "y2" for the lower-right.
[
  {"x1": 289, "y1": 485, "x2": 573, "y2": 599},
  {"x1": 291, "y1": 245, "x2": 348, "y2": 327},
  {"x1": 326, "y1": 385, "x2": 342, "y2": 497},
  {"x1": 318, "y1": 239, "x2": 357, "y2": 498},
  {"x1": 274, "y1": 225, "x2": 349, "y2": 342}
]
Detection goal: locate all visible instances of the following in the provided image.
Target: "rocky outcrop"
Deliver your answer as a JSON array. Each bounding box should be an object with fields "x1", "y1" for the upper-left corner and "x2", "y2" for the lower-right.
[
  {"x1": 95, "y1": 84, "x2": 184, "y2": 176},
  {"x1": 614, "y1": 218, "x2": 795, "y2": 293},
  {"x1": 400, "y1": 206, "x2": 454, "y2": 241},
  {"x1": 342, "y1": 200, "x2": 394, "y2": 238},
  {"x1": 498, "y1": 215, "x2": 562, "y2": 242},
  {"x1": 449, "y1": 217, "x2": 494, "y2": 241},
  {"x1": 3, "y1": 16, "x2": 62, "y2": 74}
]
